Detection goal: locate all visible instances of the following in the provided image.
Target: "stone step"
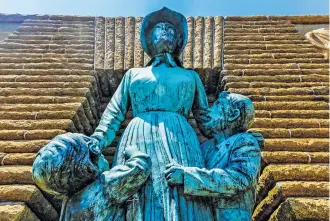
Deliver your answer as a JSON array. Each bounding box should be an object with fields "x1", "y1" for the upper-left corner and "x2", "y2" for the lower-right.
[
  {"x1": 0, "y1": 111, "x2": 76, "y2": 121},
  {"x1": 254, "y1": 182, "x2": 329, "y2": 221},
  {"x1": 224, "y1": 44, "x2": 314, "y2": 50},
  {"x1": 0, "y1": 140, "x2": 50, "y2": 153},
  {"x1": 0, "y1": 74, "x2": 94, "y2": 82},
  {"x1": 225, "y1": 39, "x2": 310, "y2": 44},
  {"x1": 0, "y1": 185, "x2": 58, "y2": 220},
  {"x1": 0, "y1": 96, "x2": 88, "y2": 104},
  {"x1": 0, "y1": 42, "x2": 94, "y2": 50},
  {"x1": 225, "y1": 24, "x2": 294, "y2": 29},
  {"x1": 0, "y1": 104, "x2": 93, "y2": 134},
  {"x1": 0, "y1": 82, "x2": 93, "y2": 88},
  {"x1": 225, "y1": 48, "x2": 319, "y2": 54},
  {"x1": 225, "y1": 82, "x2": 328, "y2": 90},
  {"x1": 0, "y1": 57, "x2": 93, "y2": 64},
  {"x1": 249, "y1": 128, "x2": 329, "y2": 138},
  {"x1": 0, "y1": 48, "x2": 94, "y2": 54},
  {"x1": 224, "y1": 53, "x2": 325, "y2": 59},
  {"x1": 223, "y1": 75, "x2": 328, "y2": 83},
  {"x1": 8, "y1": 34, "x2": 94, "y2": 41},
  {"x1": 221, "y1": 69, "x2": 328, "y2": 76},
  {"x1": 225, "y1": 27, "x2": 297, "y2": 33},
  {"x1": 264, "y1": 138, "x2": 328, "y2": 152},
  {"x1": 0, "y1": 120, "x2": 74, "y2": 130},
  {"x1": 268, "y1": 198, "x2": 329, "y2": 221},
  {"x1": 0, "y1": 63, "x2": 93, "y2": 70},
  {"x1": 253, "y1": 101, "x2": 329, "y2": 110},
  {"x1": 229, "y1": 87, "x2": 329, "y2": 96},
  {"x1": 224, "y1": 58, "x2": 328, "y2": 64},
  {"x1": 252, "y1": 118, "x2": 328, "y2": 129},
  {"x1": 5, "y1": 39, "x2": 94, "y2": 45},
  {"x1": 262, "y1": 152, "x2": 329, "y2": 164},
  {"x1": 0, "y1": 166, "x2": 33, "y2": 184},
  {"x1": 22, "y1": 22, "x2": 93, "y2": 28},
  {"x1": 257, "y1": 164, "x2": 329, "y2": 202},
  {"x1": 24, "y1": 19, "x2": 94, "y2": 24},
  {"x1": 0, "y1": 69, "x2": 93, "y2": 76},
  {"x1": 1, "y1": 153, "x2": 37, "y2": 165},
  {"x1": 224, "y1": 32, "x2": 301, "y2": 37},
  {"x1": 225, "y1": 34, "x2": 305, "y2": 41},
  {"x1": 0, "y1": 88, "x2": 91, "y2": 97},
  {"x1": 224, "y1": 63, "x2": 329, "y2": 70},
  {"x1": 225, "y1": 20, "x2": 292, "y2": 25},
  {"x1": 0, "y1": 96, "x2": 99, "y2": 124},
  {"x1": 17, "y1": 26, "x2": 94, "y2": 33},
  {"x1": 255, "y1": 110, "x2": 329, "y2": 119},
  {"x1": 11, "y1": 31, "x2": 94, "y2": 37},
  {"x1": 0, "y1": 103, "x2": 81, "y2": 112},
  {"x1": 249, "y1": 95, "x2": 329, "y2": 102},
  {"x1": 0, "y1": 202, "x2": 39, "y2": 221},
  {"x1": 0, "y1": 130, "x2": 66, "y2": 140},
  {"x1": 0, "y1": 52, "x2": 94, "y2": 59}
]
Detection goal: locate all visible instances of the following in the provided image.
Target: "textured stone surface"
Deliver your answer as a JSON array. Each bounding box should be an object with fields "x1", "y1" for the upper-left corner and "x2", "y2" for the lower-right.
[
  {"x1": 253, "y1": 182, "x2": 329, "y2": 221},
  {"x1": 134, "y1": 17, "x2": 144, "y2": 67},
  {"x1": 183, "y1": 16, "x2": 194, "y2": 69},
  {"x1": 269, "y1": 198, "x2": 329, "y2": 221},
  {"x1": 124, "y1": 17, "x2": 135, "y2": 70},
  {"x1": 0, "y1": 202, "x2": 39, "y2": 221},
  {"x1": 223, "y1": 16, "x2": 329, "y2": 221},
  {"x1": 0, "y1": 185, "x2": 59, "y2": 220}
]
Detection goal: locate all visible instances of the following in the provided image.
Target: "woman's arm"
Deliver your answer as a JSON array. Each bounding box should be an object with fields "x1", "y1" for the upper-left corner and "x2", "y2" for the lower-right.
[
  {"x1": 91, "y1": 70, "x2": 132, "y2": 152},
  {"x1": 191, "y1": 71, "x2": 213, "y2": 138}
]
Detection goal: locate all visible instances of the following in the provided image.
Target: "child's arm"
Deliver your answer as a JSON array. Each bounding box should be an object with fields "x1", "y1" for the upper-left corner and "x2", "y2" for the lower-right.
[
  {"x1": 165, "y1": 135, "x2": 261, "y2": 198},
  {"x1": 183, "y1": 136, "x2": 261, "y2": 198},
  {"x1": 101, "y1": 148, "x2": 151, "y2": 204}
]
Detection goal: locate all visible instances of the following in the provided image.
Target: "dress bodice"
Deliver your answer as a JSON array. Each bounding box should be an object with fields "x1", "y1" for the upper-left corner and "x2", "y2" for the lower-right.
[
  {"x1": 129, "y1": 65, "x2": 196, "y2": 118},
  {"x1": 92, "y1": 64, "x2": 211, "y2": 151}
]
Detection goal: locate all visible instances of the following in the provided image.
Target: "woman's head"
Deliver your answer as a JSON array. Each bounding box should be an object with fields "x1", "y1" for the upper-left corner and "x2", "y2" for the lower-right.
[
  {"x1": 140, "y1": 7, "x2": 188, "y2": 57},
  {"x1": 32, "y1": 133, "x2": 108, "y2": 196},
  {"x1": 147, "y1": 22, "x2": 183, "y2": 56}
]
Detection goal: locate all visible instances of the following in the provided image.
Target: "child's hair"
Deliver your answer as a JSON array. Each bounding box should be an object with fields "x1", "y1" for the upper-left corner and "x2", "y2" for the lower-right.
[
  {"x1": 32, "y1": 133, "x2": 100, "y2": 196},
  {"x1": 219, "y1": 91, "x2": 255, "y2": 131}
]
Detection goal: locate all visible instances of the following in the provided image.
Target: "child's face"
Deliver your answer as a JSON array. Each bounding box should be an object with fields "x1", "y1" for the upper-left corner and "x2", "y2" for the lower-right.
[{"x1": 206, "y1": 97, "x2": 229, "y2": 133}]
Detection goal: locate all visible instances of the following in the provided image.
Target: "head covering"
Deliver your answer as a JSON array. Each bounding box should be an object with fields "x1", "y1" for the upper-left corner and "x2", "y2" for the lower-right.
[{"x1": 140, "y1": 7, "x2": 188, "y2": 58}]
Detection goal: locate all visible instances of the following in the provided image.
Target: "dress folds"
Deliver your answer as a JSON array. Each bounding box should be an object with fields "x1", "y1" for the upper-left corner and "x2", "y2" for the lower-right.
[{"x1": 92, "y1": 64, "x2": 214, "y2": 221}]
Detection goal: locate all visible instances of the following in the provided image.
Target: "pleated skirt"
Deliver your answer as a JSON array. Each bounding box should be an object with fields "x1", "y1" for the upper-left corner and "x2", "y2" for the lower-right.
[{"x1": 113, "y1": 111, "x2": 214, "y2": 221}]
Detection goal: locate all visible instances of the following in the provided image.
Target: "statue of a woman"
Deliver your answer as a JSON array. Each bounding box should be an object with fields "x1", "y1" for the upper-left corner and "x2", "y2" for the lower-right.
[{"x1": 84, "y1": 7, "x2": 215, "y2": 221}]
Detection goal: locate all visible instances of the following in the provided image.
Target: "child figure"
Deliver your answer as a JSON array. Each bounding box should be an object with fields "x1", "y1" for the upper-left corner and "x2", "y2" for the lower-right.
[
  {"x1": 165, "y1": 92, "x2": 263, "y2": 221},
  {"x1": 32, "y1": 132, "x2": 151, "y2": 221}
]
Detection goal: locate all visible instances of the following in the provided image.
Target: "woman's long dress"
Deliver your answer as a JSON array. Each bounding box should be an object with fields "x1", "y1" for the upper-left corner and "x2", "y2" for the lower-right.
[{"x1": 92, "y1": 64, "x2": 214, "y2": 221}]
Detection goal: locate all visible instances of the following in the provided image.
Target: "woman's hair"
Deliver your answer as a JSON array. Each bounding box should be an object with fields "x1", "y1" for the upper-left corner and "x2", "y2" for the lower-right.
[{"x1": 32, "y1": 133, "x2": 100, "y2": 196}]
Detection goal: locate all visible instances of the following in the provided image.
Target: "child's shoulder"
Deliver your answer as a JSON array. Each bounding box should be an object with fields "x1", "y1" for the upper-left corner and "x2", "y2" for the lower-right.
[{"x1": 230, "y1": 132, "x2": 263, "y2": 149}]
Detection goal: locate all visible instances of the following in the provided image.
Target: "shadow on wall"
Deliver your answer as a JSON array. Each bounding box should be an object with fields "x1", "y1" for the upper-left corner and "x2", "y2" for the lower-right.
[{"x1": 0, "y1": 22, "x2": 21, "y2": 41}]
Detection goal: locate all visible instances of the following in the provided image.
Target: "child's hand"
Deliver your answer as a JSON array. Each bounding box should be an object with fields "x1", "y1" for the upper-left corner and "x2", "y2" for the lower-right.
[
  {"x1": 165, "y1": 162, "x2": 184, "y2": 185},
  {"x1": 123, "y1": 145, "x2": 140, "y2": 160}
]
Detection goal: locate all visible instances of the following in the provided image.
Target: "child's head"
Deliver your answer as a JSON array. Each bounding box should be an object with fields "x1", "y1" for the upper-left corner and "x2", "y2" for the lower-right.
[
  {"x1": 207, "y1": 92, "x2": 255, "y2": 134},
  {"x1": 32, "y1": 133, "x2": 109, "y2": 196}
]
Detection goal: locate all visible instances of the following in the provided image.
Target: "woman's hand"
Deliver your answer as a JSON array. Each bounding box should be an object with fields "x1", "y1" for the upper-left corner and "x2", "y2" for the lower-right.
[{"x1": 165, "y1": 162, "x2": 184, "y2": 185}]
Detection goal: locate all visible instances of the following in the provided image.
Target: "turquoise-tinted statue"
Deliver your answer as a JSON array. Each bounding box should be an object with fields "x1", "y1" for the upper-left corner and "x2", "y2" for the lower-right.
[
  {"x1": 32, "y1": 133, "x2": 151, "y2": 220},
  {"x1": 32, "y1": 7, "x2": 262, "y2": 221},
  {"x1": 165, "y1": 92, "x2": 263, "y2": 221}
]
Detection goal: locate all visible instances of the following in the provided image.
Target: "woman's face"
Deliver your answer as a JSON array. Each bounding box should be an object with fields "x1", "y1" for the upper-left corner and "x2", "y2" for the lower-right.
[{"x1": 150, "y1": 22, "x2": 177, "y2": 54}]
